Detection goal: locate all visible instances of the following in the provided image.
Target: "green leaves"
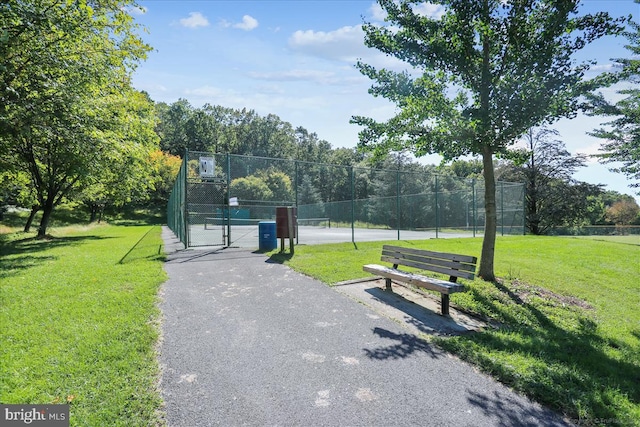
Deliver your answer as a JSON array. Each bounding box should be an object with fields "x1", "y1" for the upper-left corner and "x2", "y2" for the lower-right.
[
  {"x1": 0, "y1": 0, "x2": 155, "y2": 236},
  {"x1": 354, "y1": 0, "x2": 626, "y2": 280},
  {"x1": 355, "y1": 0, "x2": 626, "y2": 159},
  {"x1": 586, "y1": 11, "x2": 640, "y2": 194}
]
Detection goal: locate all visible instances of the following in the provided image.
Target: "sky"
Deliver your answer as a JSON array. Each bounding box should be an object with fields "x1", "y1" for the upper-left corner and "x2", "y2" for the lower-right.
[{"x1": 131, "y1": 0, "x2": 640, "y2": 201}]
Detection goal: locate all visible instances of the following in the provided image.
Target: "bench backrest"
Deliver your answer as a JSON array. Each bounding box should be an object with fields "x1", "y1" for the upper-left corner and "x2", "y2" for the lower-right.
[{"x1": 381, "y1": 245, "x2": 477, "y2": 282}]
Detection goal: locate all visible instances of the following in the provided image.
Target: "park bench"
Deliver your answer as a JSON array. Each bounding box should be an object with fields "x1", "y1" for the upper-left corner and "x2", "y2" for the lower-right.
[{"x1": 363, "y1": 245, "x2": 477, "y2": 316}]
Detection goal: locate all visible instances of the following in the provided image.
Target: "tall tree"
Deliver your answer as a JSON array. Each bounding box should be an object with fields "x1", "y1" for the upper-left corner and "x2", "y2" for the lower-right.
[
  {"x1": 79, "y1": 90, "x2": 160, "y2": 222},
  {"x1": 588, "y1": 8, "x2": 640, "y2": 194},
  {"x1": 502, "y1": 128, "x2": 588, "y2": 234},
  {"x1": 147, "y1": 150, "x2": 182, "y2": 208},
  {"x1": 156, "y1": 99, "x2": 194, "y2": 156},
  {"x1": 351, "y1": 0, "x2": 625, "y2": 280},
  {"x1": 0, "y1": 0, "x2": 152, "y2": 237},
  {"x1": 606, "y1": 199, "x2": 640, "y2": 226}
]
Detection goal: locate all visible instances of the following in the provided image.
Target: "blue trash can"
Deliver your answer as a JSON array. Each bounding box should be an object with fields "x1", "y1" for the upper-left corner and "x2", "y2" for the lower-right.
[{"x1": 258, "y1": 221, "x2": 277, "y2": 251}]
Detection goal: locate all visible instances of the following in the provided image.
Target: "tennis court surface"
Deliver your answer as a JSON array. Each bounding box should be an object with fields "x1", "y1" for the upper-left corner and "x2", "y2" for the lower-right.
[{"x1": 187, "y1": 222, "x2": 482, "y2": 248}]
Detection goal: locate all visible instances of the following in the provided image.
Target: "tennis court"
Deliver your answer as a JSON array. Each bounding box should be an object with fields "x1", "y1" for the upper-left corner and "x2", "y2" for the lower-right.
[
  {"x1": 186, "y1": 221, "x2": 480, "y2": 249},
  {"x1": 168, "y1": 152, "x2": 524, "y2": 249}
]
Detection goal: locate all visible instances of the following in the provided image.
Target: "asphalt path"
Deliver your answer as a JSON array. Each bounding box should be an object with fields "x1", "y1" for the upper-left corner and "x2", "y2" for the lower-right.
[{"x1": 159, "y1": 227, "x2": 571, "y2": 427}]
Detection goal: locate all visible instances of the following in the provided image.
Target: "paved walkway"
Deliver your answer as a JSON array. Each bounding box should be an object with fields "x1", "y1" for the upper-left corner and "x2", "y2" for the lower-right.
[{"x1": 159, "y1": 227, "x2": 570, "y2": 427}]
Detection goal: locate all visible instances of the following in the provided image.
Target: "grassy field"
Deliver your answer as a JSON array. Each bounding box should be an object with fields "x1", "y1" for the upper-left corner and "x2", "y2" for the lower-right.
[
  {"x1": 272, "y1": 236, "x2": 640, "y2": 426},
  {"x1": 0, "y1": 224, "x2": 166, "y2": 426},
  {"x1": 2, "y1": 210, "x2": 638, "y2": 426}
]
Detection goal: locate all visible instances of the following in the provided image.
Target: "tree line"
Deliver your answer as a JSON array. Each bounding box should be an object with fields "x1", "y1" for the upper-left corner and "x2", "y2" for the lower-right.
[{"x1": 160, "y1": 99, "x2": 638, "y2": 234}]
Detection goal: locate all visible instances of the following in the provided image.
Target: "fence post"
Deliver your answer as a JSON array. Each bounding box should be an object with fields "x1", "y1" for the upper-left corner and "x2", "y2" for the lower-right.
[
  {"x1": 522, "y1": 183, "x2": 526, "y2": 235},
  {"x1": 184, "y1": 149, "x2": 190, "y2": 248},
  {"x1": 226, "y1": 153, "x2": 231, "y2": 246},
  {"x1": 396, "y1": 169, "x2": 401, "y2": 240},
  {"x1": 472, "y1": 179, "x2": 476, "y2": 238},
  {"x1": 295, "y1": 161, "x2": 299, "y2": 245},
  {"x1": 501, "y1": 181, "x2": 505, "y2": 236},
  {"x1": 435, "y1": 175, "x2": 439, "y2": 239},
  {"x1": 350, "y1": 166, "x2": 355, "y2": 244}
]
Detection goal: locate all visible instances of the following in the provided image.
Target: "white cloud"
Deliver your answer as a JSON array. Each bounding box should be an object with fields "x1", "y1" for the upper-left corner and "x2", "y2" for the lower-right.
[
  {"x1": 413, "y1": 3, "x2": 446, "y2": 20},
  {"x1": 249, "y1": 69, "x2": 336, "y2": 83},
  {"x1": 248, "y1": 69, "x2": 367, "y2": 86},
  {"x1": 182, "y1": 84, "x2": 330, "y2": 114},
  {"x1": 588, "y1": 63, "x2": 616, "y2": 73},
  {"x1": 368, "y1": 1, "x2": 445, "y2": 22},
  {"x1": 125, "y1": 5, "x2": 147, "y2": 16},
  {"x1": 221, "y1": 15, "x2": 259, "y2": 31},
  {"x1": 180, "y1": 12, "x2": 210, "y2": 29},
  {"x1": 577, "y1": 143, "x2": 603, "y2": 164},
  {"x1": 235, "y1": 15, "x2": 258, "y2": 31},
  {"x1": 288, "y1": 25, "x2": 370, "y2": 63},
  {"x1": 369, "y1": 3, "x2": 387, "y2": 22},
  {"x1": 288, "y1": 24, "x2": 408, "y2": 71}
]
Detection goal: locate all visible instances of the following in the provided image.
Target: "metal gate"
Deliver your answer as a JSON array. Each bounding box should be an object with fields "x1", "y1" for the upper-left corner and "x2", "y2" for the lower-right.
[{"x1": 186, "y1": 177, "x2": 228, "y2": 247}]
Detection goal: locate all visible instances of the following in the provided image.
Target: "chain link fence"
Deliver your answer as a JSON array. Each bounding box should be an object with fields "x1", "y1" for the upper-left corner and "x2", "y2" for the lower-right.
[{"x1": 167, "y1": 151, "x2": 525, "y2": 248}]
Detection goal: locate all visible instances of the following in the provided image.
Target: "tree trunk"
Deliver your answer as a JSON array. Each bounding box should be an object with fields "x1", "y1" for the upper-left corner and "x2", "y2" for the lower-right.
[
  {"x1": 89, "y1": 204, "x2": 98, "y2": 223},
  {"x1": 478, "y1": 146, "x2": 497, "y2": 282},
  {"x1": 526, "y1": 137, "x2": 540, "y2": 235},
  {"x1": 24, "y1": 205, "x2": 40, "y2": 232},
  {"x1": 37, "y1": 200, "x2": 54, "y2": 239},
  {"x1": 477, "y1": 0, "x2": 497, "y2": 282},
  {"x1": 527, "y1": 190, "x2": 540, "y2": 235}
]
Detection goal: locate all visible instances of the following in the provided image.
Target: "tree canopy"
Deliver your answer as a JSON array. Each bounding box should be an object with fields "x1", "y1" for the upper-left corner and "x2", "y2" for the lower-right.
[
  {"x1": 501, "y1": 128, "x2": 590, "y2": 234},
  {"x1": 352, "y1": 0, "x2": 626, "y2": 280},
  {"x1": 588, "y1": 7, "x2": 640, "y2": 194},
  {"x1": 0, "y1": 0, "x2": 154, "y2": 237}
]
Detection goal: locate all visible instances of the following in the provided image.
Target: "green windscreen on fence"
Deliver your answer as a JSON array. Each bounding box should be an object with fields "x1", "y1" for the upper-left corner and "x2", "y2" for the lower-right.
[{"x1": 166, "y1": 152, "x2": 525, "y2": 248}]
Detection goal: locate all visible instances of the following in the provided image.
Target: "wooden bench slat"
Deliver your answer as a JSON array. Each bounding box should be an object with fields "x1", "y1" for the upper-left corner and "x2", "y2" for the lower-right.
[
  {"x1": 381, "y1": 249, "x2": 477, "y2": 272},
  {"x1": 381, "y1": 256, "x2": 476, "y2": 280},
  {"x1": 382, "y1": 245, "x2": 477, "y2": 264},
  {"x1": 363, "y1": 264, "x2": 466, "y2": 294},
  {"x1": 380, "y1": 253, "x2": 476, "y2": 275},
  {"x1": 363, "y1": 245, "x2": 478, "y2": 316}
]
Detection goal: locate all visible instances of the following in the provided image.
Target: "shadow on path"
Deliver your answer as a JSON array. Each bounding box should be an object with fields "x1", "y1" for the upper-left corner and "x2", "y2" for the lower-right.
[{"x1": 363, "y1": 327, "x2": 442, "y2": 360}]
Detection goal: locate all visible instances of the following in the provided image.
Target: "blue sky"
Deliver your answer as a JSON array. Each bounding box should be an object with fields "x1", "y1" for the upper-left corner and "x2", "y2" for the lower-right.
[{"x1": 131, "y1": 0, "x2": 639, "y2": 200}]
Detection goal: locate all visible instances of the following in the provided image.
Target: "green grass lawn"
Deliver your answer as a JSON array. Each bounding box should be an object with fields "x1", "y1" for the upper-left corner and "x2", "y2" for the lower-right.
[
  {"x1": 272, "y1": 236, "x2": 640, "y2": 426},
  {"x1": 2, "y1": 219, "x2": 638, "y2": 426},
  {"x1": 0, "y1": 224, "x2": 166, "y2": 426}
]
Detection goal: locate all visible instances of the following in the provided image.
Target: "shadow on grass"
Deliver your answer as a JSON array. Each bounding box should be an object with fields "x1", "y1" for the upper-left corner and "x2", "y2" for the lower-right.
[
  {"x1": 0, "y1": 234, "x2": 109, "y2": 279},
  {"x1": 466, "y1": 389, "x2": 570, "y2": 427},
  {"x1": 109, "y1": 213, "x2": 165, "y2": 227},
  {"x1": 436, "y1": 281, "x2": 640, "y2": 423},
  {"x1": 0, "y1": 205, "x2": 91, "y2": 229},
  {"x1": 118, "y1": 226, "x2": 166, "y2": 264}
]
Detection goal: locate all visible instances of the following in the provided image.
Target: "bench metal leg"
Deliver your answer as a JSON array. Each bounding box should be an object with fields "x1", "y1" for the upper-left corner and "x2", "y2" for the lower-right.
[
  {"x1": 441, "y1": 294, "x2": 450, "y2": 316},
  {"x1": 385, "y1": 278, "x2": 392, "y2": 291}
]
